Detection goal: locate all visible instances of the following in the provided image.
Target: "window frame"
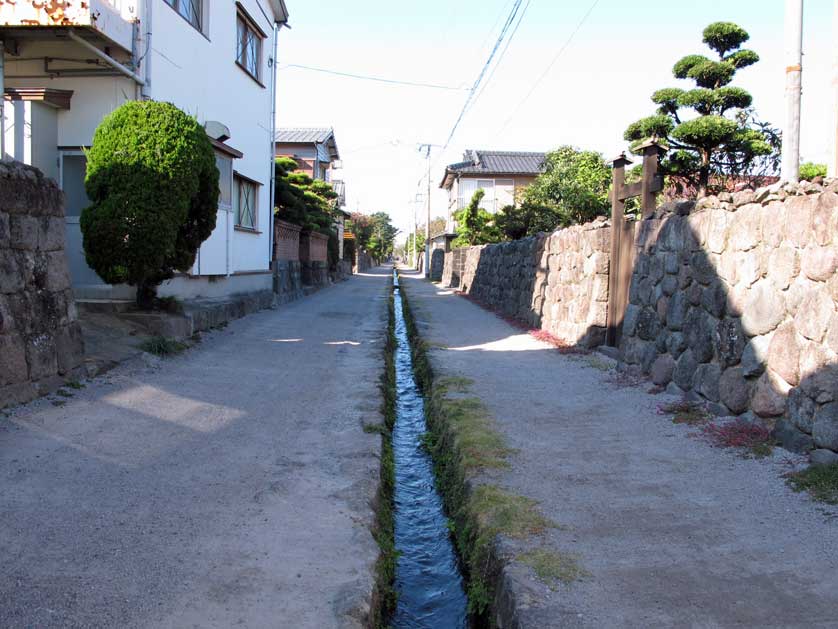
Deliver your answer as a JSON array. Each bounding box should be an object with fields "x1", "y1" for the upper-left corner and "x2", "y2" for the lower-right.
[
  {"x1": 164, "y1": 0, "x2": 204, "y2": 34},
  {"x1": 234, "y1": 172, "x2": 261, "y2": 232},
  {"x1": 235, "y1": 4, "x2": 267, "y2": 85}
]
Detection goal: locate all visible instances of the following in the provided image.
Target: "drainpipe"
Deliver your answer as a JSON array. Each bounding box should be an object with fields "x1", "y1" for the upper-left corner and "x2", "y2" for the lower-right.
[
  {"x1": 268, "y1": 20, "x2": 285, "y2": 267},
  {"x1": 66, "y1": 29, "x2": 145, "y2": 86},
  {"x1": 140, "y1": 0, "x2": 152, "y2": 99},
  {"x1": 0, "y1": 39, "x2": 5, "y2": 161}
]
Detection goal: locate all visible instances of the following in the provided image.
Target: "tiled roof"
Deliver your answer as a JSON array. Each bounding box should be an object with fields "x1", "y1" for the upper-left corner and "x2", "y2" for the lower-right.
[
  {"x1": 275, "y1": 127, "x2": 334, "y2": 144},
  {"x1": 451, "y1": 150, "x2": 547, "y2": 175},
  {"x1": 440, "y1": 149, "x2": 547, "y2": 188}
]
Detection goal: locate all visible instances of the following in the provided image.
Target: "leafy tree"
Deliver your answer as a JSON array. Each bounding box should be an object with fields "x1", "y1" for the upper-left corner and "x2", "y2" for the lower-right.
[
  {"x1": 493, "y1": 146, "x2": 611, "y2": 240},
  {"x1": 453, "y1": 189, "x2": 501, "y2": 246},
  {"x1": 274, "y1": 157, "x2": 338, "y2": 234},
  {"x1": 347, "y1": 211, "x2": 397, "y2": 261},
  {"x1": 80, "y1": 101, "x2": 219, "y2": 308},
  {"x1": 624, "y1": 22, "x2": 775, "y2": 197},
  {"x1": 799, "y1": 162, "x2": 827, "y2": 181}
]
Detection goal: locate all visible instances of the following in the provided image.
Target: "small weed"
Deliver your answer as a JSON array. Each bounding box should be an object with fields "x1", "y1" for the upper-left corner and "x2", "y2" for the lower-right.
[
  {"x1": 787, "y1": 464, "x2": 838, "y2": 505},
  {"x1": 470, "y1": 485, "x2": 555, "y2": 538},
  {"x1": 363, "y1": 422, "x2": 387, "y2": 435},
  {"x1": 139, "y1": 336, "x2": 188, "y2": 357},
  {"x1": 698, "y1": 418, "x2": 774, "y2": 458},
  {"x1": 51, "y1": 400, "x2": 67, "y2": 407},
  {"x1": 658, "y1": 399, "x2": 710, "y2": 425},
  {"x1": 519, "y1": 548, "x2": 588, "y2": 587},
  {"x1": 55, "y1": 389, "x2": 74, "y2": 398},
  {"x1": 436, "y1": 375, "x2": 474, "y2": 393},
  {"x1": 433, "y1": 396, "x2": 511, "y2": 471},
  {"x1": 584, "y1": 356, "x2": 612, "y2": 372},
  {"x1": 65, "y1": 380, "x2": 85, "y2": 390}
]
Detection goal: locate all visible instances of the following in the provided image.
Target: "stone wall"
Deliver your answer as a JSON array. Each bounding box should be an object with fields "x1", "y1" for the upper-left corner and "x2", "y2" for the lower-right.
[
  {"x1": 0, "y1": 161, "x2": 84, "y2": 409},
  {"x1": 442, "y1": 219, "x2": 612, "y2": 346},
  {"x1": 620, "y1": 183, "x2": 838, "y2": 454},
  {"x1": 273, "y1": 260, "x2": 303, "y2": 304},
  {"x1": 430, "y1": 248, "x2": 445, "y2": 281}
]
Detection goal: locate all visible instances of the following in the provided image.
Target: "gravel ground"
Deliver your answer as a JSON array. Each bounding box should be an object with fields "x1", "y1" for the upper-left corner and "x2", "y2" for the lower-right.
[
  {"x1": 400, "y1": 270, "x2": 838, "y2": 629},
  {"x1": 0, "y1": 268, "x2": 390, "y2": 629}
]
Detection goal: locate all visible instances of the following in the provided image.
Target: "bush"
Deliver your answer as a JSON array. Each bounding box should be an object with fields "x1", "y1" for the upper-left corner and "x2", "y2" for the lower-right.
[
  {"x1": 80, "y1": 101, "x2": 219, "y2": 307},
  {"x1": 799, "y1": 162, "x2": 827, "y2": 181}
]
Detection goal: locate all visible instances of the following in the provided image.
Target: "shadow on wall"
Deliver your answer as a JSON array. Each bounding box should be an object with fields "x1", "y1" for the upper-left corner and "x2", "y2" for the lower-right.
[{"x1": 441, "y1": 184, "x2": 838, "y2": 455}]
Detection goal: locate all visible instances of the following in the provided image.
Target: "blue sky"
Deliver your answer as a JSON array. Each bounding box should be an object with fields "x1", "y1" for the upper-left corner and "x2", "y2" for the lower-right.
[{"x1": 276, "y1": 0, "x2": 834, "y2": 237}]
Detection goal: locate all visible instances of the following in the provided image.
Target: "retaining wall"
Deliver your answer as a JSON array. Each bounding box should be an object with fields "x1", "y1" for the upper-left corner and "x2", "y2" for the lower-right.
[
  {"x1": 0, "y1": 161, "x2": 84, "y2": 409},
  {"x1": 439, "y1": 181, "x2": 838, "y2": 454}
]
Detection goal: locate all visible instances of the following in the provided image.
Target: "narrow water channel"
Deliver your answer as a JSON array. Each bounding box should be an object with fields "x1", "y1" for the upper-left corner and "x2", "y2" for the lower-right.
[{"x1": 391, "y1": 271, "x2": 469, "y2": 628}]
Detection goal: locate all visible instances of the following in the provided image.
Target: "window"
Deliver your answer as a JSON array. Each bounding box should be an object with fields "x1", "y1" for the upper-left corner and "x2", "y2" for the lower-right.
[
  {"x1": 164, "y1": 0, "x2": 203, "y2": 32},
  {"x1": 477, "y1": 179, "x2": 495, "y2": 212},
  {"x1": 216, "y1": 154, "x2": 233, "y2": 211},
  {"x1": 234, "y1": 175, "x2": 259, "y2": 230},
  {"x1": 236, "y1": 10, "x2": 264, "y2": 81}
]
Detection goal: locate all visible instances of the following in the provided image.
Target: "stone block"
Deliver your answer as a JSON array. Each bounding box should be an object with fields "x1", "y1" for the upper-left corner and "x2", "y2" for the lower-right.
[
  {"x1": 801, "y1": 246, "x2": 838, "y2": 282},
  {"x1": 636, "y1": 308, "x2": 662, "y2": 341},
  {"x1": 785, "y1": 194, "x2": 814, "y2": 248},
  {"x1": 0, "y1": 294, "x2": 13, "y2": 334},
  {"x1": 39, "y1": 216, "x2": 65, "y2": 251},
  {"x1": 674, "y1": 349, "x2": 698, "y2": 390},
  {"x1": 666, "y1": 332, "x2": 687, "y2": 358},
  {"x1": 751, "y1": 369, "x2": 790, "y2": 417},
  {"x1": 9, "y1": 214, "x2": 39, "y2": 250},
  {"x1": 788, "y1": 387, "x2": 815, "y2": 433},
  {"x1": 813, "y1": 402, "x2": 838, "y2": 451},
  {"x1": 719, "y1": 366, "x2": 751, "y2": 415},
  {"x1": 0, "y1": 381, "x2": 38, "y2": 410},
  {"x1": 741, "y1": 281, "x2": 785, "y2": 336},
  {"x1": 716, "y1": 317, "x2": 745, "y2": 367},
  {"x1": 767, "y1": 322, "x2": 802, "y2": 385},
  {"x1": 828, "y1": 314, "x2": 838, "y2": 355},
  {"x1": 799, "y1": 345, "x2": 838, "y2": 402},
  {"x1": 706, "y1": 209, "x2": 728, "y2": 254},
  {"x1": 772, "y1": 419, "x2": 814, "y2": 454},
  {"x1": 622, "y1": 304, "x2": 640, "y2": 337},
  {"x1": 25, "y1": 332, "x2": 58, "y2": 380},
  {"x1": 701, "y1": 282, "x2": 727, "y2": 318},
  {"x1": 0, "y1": 334, "x2": 28, "y2": 385},
  {"x1": 0, "y1": 211, "x2": 8, "y2": 248},
  {"x1": 742, "y1": 334, "x2": 771, "y2": 377},
  {"x1": 812, "y1": 191, "x2": 838, "y2": 246},
  {"x1": 767, "y1": 245, "x2": 799, "y2": 291},
  {"x1": 685, "y1": 309, "x2": 715, "y2": 363},
  {"x1": 761, "y1": 201, "x2": 787, "y2": 248},
  {"x1": 651, "y1": 354, "x2": 675, "y2": 385},
  {"x1": 694, "y1": 363, "x2": 721, "y2": 402},
  {"x1": 729, "y1": 203, "x2": 762, "y2": 251},
  {"x1": 733, "y1": 249, "x2": 762, "y2": 287},
  {"x1": 661, "y1": 275, "x2": 678, "y2": 297},
  {"x1": 794, "y1": 291, "x2": 834, "y2": 342},
  {"x1": 691, "y1": 252, "x2": 717, "y2": 286},
  {"x1": 811, "y1": 449, "x2": 838, "y2": 467},
  {"x1": 55, "y1": 323, "x2": 84, "y2": 375},
  {"x1": 0, "y1": 249, "x2": 25, "y2": 294}
]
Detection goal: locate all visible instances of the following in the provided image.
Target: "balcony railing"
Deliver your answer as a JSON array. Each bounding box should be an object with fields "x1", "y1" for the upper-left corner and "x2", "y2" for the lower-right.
[{"x1": 0, "y1": 0, "x2": 137, "y2": 52}]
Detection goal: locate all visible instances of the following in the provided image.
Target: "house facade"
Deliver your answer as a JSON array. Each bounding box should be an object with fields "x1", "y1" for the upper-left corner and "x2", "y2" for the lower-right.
[
  {"x1": 275, "y1": 127, "x2": 349, "y2": 258},
  {"x1": 439, "y1": 149, "x2": 547, "y2": 234},
  {"x1": 0, "y1": 0, "x2": 289, "y2": 301}
]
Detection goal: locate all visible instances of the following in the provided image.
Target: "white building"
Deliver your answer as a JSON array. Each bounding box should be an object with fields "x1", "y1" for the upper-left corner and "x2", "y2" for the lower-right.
[{"x1": 0, "y1": 0, "x2": 290, "y2": 301}]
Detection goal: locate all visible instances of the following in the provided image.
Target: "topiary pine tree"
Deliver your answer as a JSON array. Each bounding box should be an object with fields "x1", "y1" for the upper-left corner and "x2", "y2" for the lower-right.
[
  {"x1": 274, "y1": 157, "x2": 339, "y2": 234},
  {"x1": 624, "y1": 22, "x2": 774, "y2": 197},
  {"x1": 80, "y1": 101, "x2": 219, "y2": 307}
]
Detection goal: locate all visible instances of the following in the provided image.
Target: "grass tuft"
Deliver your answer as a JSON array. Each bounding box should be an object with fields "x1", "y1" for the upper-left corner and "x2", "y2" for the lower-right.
[
  {"x1": 658, "y1": 399, "x2": 710, "y2": 425},
  {"x1": 139, "y1": 336, "x2": 188, "y2": 357},
  {"x1": 470, "y1": 485, "x2": 555, "y2": 538},
  {"x1": 787, "y1": 464, "x2": 838, "y2": 505},
  {"x1": 65, "y1": 380, "x2": 85, "y2": 390},
  {"x1": 519, "y1": 549, "x2": 588, "y2": 587}
]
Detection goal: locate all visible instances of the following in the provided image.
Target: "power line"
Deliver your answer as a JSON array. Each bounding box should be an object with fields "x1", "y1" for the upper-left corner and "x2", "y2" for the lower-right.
[
  {"x1": 440, "y1": 0, "x2": 525, "y2": 151},
  {"x1": 279, "y1": 63, "x2": 469, "y2": 91},
  {"x1": 496, "y1": 0, "x2": 601, "y2": 136},
  {"x1": 467, "y1": 0, "x2": 533, "y2": 116}
]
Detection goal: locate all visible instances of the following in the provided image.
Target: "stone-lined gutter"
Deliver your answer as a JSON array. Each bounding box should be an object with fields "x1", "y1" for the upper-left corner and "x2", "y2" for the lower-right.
[
  {"x1": 398, "y1": 274, "x2": 559, "y2": 628},
  {"x1": 368, "y1": 279, "x2": 397, "y2": 628}
]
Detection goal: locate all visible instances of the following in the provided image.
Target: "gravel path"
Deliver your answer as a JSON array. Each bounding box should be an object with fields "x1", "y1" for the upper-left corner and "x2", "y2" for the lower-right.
[
  {"x1": 0, "y1": 268, "x2": 390, "y2": 628},
  {"x1": 400, "y1": 270, "x2": 838, "y2": 629}
]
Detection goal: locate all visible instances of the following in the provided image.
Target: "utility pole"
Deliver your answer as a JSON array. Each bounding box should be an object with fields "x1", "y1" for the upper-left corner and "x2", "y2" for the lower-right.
[
  {"x1": 417, "y1": 144, "x2": 433, "y2": 277},
  {"x1": 782, "y1": 0, "x2": 804, "y2": 183},
  {"x1": 831, "y1": 0, "x2": 838, "y2": 177}
]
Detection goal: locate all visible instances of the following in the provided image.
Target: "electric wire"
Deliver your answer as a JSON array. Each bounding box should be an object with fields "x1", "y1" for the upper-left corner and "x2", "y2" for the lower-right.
[
  {"x1": 278, "y1": 63, "x2": 468, "y2": 91},
  {"x1": 496, "y1": 0, "x2": 601, "y2": 136}
]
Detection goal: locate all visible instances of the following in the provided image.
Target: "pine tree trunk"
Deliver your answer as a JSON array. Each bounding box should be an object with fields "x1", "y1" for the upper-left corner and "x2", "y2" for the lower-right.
[
  {"x1": 136, "y1": 280, "x2": 158, "y2": 310},
  {"x1": 698, "y1": 151, "x2": 711, "y2": 198}
]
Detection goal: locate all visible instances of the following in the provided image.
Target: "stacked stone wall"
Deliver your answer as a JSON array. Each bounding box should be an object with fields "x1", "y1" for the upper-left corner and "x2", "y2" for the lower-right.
[
  {"x1": 0, "y1": 161, "x2": 84, "y2": 409},
  {"x1": 620, "y1": 183, "x2": 838, "y2": 454},
  {"x1": 443, "y1": 219, "x2": 611, "y2": 346}
]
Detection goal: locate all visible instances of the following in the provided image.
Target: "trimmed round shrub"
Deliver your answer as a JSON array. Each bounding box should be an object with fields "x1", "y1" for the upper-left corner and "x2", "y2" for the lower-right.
[{"x1": 80, "y1": 101, "x2": 219, "y2": 306}]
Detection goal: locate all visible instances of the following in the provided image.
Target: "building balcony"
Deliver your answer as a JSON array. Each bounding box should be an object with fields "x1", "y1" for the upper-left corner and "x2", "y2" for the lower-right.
[{"x1": 0, "y1": 0, "x2": 137, "y2": 53}]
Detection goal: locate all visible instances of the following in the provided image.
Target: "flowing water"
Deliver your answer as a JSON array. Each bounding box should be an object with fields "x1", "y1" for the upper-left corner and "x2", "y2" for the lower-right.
[{"x1": 391, "y1": 272, "x2": 469, "y2": 628}]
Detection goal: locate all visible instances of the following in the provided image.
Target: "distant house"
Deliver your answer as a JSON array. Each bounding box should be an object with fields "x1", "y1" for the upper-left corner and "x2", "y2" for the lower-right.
[
  {"x1": 440, "y1": 149, "x2": 546, "y2": 220},
  {"x1": 274, "y1": 127, "x2": 349, "y2": 258}
]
